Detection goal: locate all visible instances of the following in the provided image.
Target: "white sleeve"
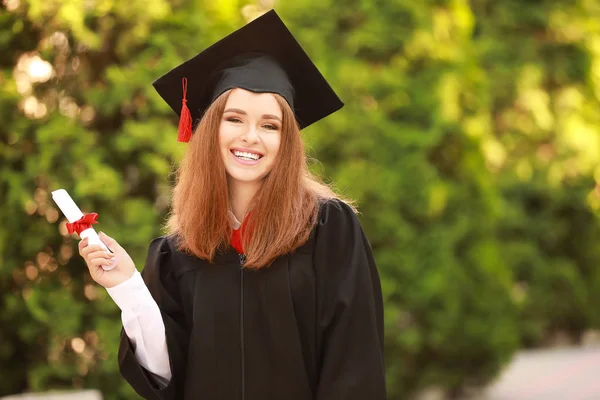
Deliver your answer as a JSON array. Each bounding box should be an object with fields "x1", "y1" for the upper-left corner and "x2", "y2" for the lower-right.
[{"x1": 106, "y1": 270, "x2": 172, "y2": 387}]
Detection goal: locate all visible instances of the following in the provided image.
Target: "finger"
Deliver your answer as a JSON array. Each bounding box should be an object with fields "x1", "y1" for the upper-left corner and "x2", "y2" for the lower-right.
[
  {"x1": 99, "y1": 232, "x2": 118, "y2": 251},
  {"x1": 78, "y1": 238, "x2": 88, "y2": 252},
  {"x1": 89, "y1": 258, "x2": 114, "y2": 269},
  {"x1": 88, "y1": 250, "x2": 115, "y2": 261},
  {"x1": 80, "y1": 244, "x2": 105, "y2": 258}
]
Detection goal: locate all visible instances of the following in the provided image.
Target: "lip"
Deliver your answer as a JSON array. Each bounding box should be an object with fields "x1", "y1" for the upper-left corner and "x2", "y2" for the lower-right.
[
  {"x1": 230, "y1": 150, "x2": 261, "y2": 166},
  {"x1": 230, "y1": 147, "x2": 264, "y2": 157}
]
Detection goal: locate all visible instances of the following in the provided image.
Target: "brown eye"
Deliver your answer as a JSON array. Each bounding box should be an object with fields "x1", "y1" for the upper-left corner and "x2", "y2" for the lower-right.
[
  {"x1": 263, "y1": 124, "x2": 279, "y2": 130},
  {"x1": 227, "y1": 117, "x2": 242, "y2": 123}
]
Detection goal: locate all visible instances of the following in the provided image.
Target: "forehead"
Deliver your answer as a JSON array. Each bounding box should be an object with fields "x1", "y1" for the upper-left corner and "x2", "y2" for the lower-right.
[{"x1": 225, "y1": 88, "x2": 282, "y2": 117}]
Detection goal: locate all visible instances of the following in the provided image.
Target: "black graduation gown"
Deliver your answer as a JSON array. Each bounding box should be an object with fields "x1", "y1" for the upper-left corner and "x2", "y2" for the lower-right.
[{"x1": 117, "y1": 199, "x2": 386, "y2": 400}]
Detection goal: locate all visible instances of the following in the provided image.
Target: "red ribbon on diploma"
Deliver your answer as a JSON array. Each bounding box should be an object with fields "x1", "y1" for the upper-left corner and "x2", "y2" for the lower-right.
[{"x1": 66, "y1": 213, "x2": 99, "y2": 235}]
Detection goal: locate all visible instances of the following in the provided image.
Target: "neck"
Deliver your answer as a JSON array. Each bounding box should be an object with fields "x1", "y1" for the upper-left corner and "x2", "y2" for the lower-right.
[{"x1": 228, "y1": 177, "x2": 262, "y2": 222}]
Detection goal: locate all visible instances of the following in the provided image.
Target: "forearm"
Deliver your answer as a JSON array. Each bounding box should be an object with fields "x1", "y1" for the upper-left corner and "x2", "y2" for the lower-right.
[{"x1": 106, "y1": 270, "x2": 172, "y2": 384}]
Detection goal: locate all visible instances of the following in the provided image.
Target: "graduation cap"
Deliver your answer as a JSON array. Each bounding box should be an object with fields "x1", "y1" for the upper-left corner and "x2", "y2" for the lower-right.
[{"x1": 152, "y1": 10, "x2": 344, "y2": 142}]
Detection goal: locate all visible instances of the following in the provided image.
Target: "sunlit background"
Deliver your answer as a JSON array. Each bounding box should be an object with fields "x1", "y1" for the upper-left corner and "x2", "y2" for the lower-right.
[{"x1": 2, "y1": 0, "x2": 600, "y2": 399}]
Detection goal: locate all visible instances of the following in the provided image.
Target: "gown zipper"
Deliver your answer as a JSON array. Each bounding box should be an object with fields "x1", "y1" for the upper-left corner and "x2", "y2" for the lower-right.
[{"x1": 239, "y1": 253, "x2": 246, "y2": 400}]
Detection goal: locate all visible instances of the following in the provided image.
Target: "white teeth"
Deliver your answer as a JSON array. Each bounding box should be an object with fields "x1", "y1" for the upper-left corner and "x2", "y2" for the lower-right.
[{"x1": 233, "y1": 150, "x2": 260, "y2": 160}]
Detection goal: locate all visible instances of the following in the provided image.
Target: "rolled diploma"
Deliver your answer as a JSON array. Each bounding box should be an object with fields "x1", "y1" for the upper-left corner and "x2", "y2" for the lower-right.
[{"x1": 51, "y1": 189, "x2": 115, "y2": 271}]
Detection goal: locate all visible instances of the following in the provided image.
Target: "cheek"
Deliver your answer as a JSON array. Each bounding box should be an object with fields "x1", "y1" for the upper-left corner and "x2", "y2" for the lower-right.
[
  {"x1": 218, "y1": 128, "x2": 231, "y2": 161},
  {"x1": 266, "y1": 134, "x2": 282, "y2": 157},
  {"x1": 218, "y1": 123, "x2": 228, "y2": 145},
  {"x1": 218, "y1": 125, "x2": 237, "y2": 153}
]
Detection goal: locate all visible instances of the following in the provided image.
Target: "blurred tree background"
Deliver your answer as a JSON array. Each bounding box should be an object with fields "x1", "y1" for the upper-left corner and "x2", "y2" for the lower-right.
[{"x1": 1, "y1": 0, "x2": 600, "y2": 398}]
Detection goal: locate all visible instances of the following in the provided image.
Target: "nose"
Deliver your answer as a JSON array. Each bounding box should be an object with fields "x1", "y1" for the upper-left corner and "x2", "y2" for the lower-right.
[{"x1": 240, "y1": 125, "x2": 259, "y2": 144}]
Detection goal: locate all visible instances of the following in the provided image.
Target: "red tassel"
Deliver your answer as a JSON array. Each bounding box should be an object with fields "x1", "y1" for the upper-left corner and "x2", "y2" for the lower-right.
[{"x1": 178, "y1": 77, "x2": 193, "y2": 142}]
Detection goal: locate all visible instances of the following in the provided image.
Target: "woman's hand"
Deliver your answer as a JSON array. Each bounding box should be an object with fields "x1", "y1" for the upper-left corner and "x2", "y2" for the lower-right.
[{"x1": 78, "y1": 232, "x2": 136, "y2": 288}]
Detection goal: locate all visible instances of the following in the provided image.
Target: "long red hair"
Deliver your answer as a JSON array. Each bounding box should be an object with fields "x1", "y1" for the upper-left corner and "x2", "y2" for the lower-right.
[{"x1": 166, "y1": 90, "x2": 353, "y2": 268}]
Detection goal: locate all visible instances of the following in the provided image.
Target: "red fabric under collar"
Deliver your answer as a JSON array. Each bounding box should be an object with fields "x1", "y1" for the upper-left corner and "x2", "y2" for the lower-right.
[{"x1": 230, "y1": 213, "x2": 251, "y2": 254}]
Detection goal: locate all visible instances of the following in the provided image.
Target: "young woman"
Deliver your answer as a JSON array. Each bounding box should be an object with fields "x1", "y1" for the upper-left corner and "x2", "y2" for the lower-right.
[{"x1": 79, "y1": 10, "x2": 386, "y2": 400}]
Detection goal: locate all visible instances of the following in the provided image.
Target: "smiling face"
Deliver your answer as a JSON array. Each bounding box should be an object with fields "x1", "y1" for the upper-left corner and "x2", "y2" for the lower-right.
[{"x1": 219, "y1": 88, "x2": 283, "y2": 190}]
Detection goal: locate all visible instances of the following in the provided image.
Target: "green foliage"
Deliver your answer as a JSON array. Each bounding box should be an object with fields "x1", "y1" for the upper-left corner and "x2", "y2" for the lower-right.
[{"x1": 1, "y1": 0, "x2": 600, "y2": 399}]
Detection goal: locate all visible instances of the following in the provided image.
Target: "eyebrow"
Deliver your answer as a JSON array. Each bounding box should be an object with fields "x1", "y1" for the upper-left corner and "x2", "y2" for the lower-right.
[{"x1": 224, "y1": 108, "x2": 282, "y2": 122}]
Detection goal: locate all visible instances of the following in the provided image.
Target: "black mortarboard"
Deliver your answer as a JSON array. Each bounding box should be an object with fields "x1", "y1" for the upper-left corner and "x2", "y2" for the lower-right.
[{"x1": 152, "y1": 10, "x2": 344, "y2": 142}]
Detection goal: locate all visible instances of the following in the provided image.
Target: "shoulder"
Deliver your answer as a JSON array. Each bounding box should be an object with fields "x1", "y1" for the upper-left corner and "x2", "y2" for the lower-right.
[
  {"x1": 148, "y1": 235, "x2": 172, "y2": 252},
  {"x1": 145, "y1": 235, "x2": 195, "y2": 280},
  {"x1": 292, "y1": 199, "x2": 359, "y2": 255},
  {"x1": 313, "y1": 198, "x2": 366, "y2": 251},
  {"x1": 317, "y1": 198, "x2": 361, "y2": 230},
  {"x1": 145, "y1": 235, "x2": 178, "y2": 262},
  {"x1": 313, "y1": 199, "x2": 376, "y2": 283}
]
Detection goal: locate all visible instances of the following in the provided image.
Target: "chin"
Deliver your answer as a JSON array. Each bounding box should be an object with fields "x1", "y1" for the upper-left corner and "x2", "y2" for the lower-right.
[{"x1": 227, "y1": 170, "x2": 267, "y2": 184}]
